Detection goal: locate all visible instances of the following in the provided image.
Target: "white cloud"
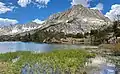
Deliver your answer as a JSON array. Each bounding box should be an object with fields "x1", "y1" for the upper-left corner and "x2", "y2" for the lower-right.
[
  {"x1": 91, "y1": 3, "x2": 103, "y2": 11},
  {"x1": 105, "y1": 4, "x2": 120, "y2": 21},
  {"x1": 32, "y1": 19, "x2": 44, "y2": 24},
  {"x1": 17, "y1": 0, "x2": 31, "y2": 7},
  {"x1": 32, "y1": 1, "x2": 47, "y2": 9},
  {"x1": 17, "y1": 0, "x2": 50, "y2": 8},
  {"x1": 35, "y1": 0, "x2": 50, "y2": 5},
  {"x1": 0, "y1": 18, "x2": 18, "y2": 26},
  {"x1": 0, "y1": 2, "x2": 15, "y2": 14},
  {"x1": 71, "y1": 0, "x2": 92, "y2": 7}
]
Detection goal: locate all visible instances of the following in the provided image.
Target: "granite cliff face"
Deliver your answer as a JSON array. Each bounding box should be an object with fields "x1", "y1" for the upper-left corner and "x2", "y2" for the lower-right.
[
  {"x1": 40, "y1": 5, "x2": 111, "y2": 34},
  {"x1": 0, "y1": 22, "x2": 42, "y2": 35}
]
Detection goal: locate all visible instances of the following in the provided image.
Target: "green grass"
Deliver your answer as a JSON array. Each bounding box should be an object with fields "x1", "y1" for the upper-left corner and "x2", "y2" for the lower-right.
[{"x1": 0, "y1": 49, "x2": 95, "y2": 74}]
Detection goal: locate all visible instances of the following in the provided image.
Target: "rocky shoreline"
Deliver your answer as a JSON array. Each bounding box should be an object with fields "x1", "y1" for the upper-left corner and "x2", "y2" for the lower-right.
[{"x1": 85, "y1": 46, "x2": 120, "y2": 74}]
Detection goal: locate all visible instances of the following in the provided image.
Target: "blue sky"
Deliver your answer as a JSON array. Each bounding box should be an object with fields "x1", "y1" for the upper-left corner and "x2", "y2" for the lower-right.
[{"x1": 0, "y1": 0, "x2": 120, "y2": 25}]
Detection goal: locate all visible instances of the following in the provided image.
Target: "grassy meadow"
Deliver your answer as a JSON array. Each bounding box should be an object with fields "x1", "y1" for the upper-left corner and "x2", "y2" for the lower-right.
[{"x1": 0, "y1": 49, "x2": 95, "y2": 74}]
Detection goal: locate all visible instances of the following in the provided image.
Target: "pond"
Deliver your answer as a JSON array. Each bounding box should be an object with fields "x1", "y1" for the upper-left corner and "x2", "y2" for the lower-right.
[{"x1": 0, "y1": 41, "x2": 98, "y2": 53}]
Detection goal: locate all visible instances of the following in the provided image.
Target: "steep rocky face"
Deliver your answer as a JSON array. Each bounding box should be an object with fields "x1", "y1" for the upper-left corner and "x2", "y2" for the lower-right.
[
  {"x1": 0, "y1": 5, "x2": 112, "y2": 43},
  {"x1": 40, "y1": 5, "x2": 111, "y2": 34},
  {"x1": 0, "y1": 22, "x2": 42, "y2": 35}
]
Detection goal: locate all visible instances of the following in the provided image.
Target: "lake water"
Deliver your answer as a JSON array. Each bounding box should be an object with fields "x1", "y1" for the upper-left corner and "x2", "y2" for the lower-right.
[
  {"x1": 0, "y1": 41, "x2": 120, "y2": 73},
  {"x1": 0, "y1": 41, "x2": 98, "y2": 53}
]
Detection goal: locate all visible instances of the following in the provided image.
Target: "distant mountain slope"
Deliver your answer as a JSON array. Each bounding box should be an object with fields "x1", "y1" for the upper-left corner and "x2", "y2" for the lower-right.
[
  {"x1": 0, "y1": 5, "x2": 112, "y2": 43},
  {"x1": 0, "y1": 5, "x2": 111, "y2": 36},
  {"x1": 0, "y1": 22, "x2": 42, "y2": 35},
  {"x1": 40, "y1": 5, "x2": 111, "y2": 34}
]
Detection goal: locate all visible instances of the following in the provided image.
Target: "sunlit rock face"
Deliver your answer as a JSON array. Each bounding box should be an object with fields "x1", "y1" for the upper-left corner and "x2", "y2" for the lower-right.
[
  {"x1": 0, "y1": 22, "x2": 42, "y2": 35},
  {"x1": 40, "y1": 5, "x2": 112, "y2": 34}
]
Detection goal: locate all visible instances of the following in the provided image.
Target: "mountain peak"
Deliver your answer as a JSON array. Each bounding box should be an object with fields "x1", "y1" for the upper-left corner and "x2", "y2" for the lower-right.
[
  {"x1": 41, "y1": 5, "x2": 111, "y2": 34},
  {"x1": 0, "y1": 4, "x2": 112, "y2": 36}
]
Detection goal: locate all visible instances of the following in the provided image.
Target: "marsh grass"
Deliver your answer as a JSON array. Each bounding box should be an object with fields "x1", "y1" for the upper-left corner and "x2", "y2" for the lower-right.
[
  {"x1": 112, "y1": 43, "x2": 120, "y2": 56},
  {"x1": 99, "y1": 43, "x2": 120, "y2": 56},
  {"x1": 0, "y1": 49, "x2": 95, "y2": 74}
]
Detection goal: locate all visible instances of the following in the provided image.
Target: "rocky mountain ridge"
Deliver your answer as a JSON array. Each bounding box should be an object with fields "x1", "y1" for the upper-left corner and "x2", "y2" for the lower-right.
[
  {"x1": 39, "y1": 5, "x2": 111, "y2": 34},
  {"x1": 0, "y1": 22, "x2": 42, "y2": 36},
  {"x1": 0, "y1": 4, "x2": 113, "y2": 43},
  {"x1": 0, "y1": 5, "x2": 111, "y2": 36}
]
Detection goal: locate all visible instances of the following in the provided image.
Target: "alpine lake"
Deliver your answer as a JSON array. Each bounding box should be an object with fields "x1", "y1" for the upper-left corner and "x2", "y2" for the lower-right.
[{"x1": 0, "y1": 41, "x2": 120, "y2": 74}]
